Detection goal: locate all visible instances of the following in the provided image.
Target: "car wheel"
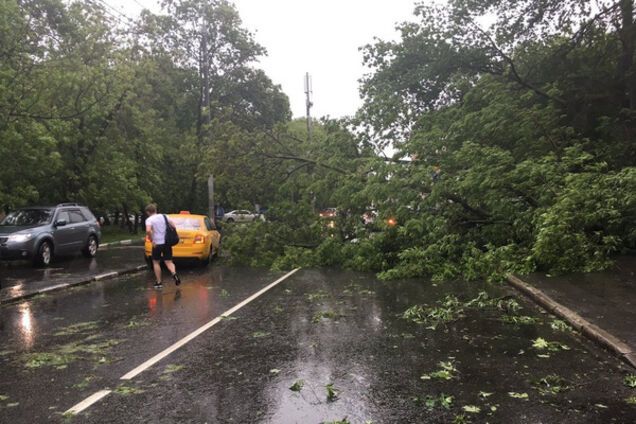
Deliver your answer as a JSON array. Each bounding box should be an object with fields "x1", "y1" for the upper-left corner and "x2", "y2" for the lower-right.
[
  {"x1": 83, "y1": 235, "x2": 98, "y2": 258},
  {"x1": 226, "y1": 218, "x2": 234, "y2": 223},
  {"x1": 34, "y1": 241, "x2": 53, "y2": 267},
  {"x1": 200, "y1": 246, "x2": 213, "y2": 267}
]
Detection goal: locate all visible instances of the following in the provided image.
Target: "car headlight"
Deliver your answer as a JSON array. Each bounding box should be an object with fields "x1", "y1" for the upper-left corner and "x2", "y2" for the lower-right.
[{"x1": 7, "y1": 233, "x2": 33, "y2": 243}]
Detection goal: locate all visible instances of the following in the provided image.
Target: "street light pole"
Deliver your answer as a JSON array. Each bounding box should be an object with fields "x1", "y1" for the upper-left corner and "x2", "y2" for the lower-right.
[{"x1": 304, "y1": 72, "x2": 313, "y2": 141}]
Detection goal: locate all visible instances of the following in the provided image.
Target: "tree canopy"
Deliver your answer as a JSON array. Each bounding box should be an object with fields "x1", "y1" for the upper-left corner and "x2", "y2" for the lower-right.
[
  {"x1": 1, "y1": 0, "x2": 634, "y2": 280},
  {"x1": 0, "y1": 0, "x2": 289, "y2": 216}
]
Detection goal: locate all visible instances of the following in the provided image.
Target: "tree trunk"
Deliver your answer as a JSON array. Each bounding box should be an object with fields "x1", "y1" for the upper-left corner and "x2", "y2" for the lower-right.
[
  {"x1": 133, "y1": 212, "x2": 140, "y2": 234},
  {"x1": 122, "y1": 204, "x2": 133, "y2": 233}
]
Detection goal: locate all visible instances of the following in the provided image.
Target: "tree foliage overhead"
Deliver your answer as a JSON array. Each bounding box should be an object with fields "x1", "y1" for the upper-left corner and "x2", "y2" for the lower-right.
[
  {"x1": 1, "y1": 0, "x2": 634, "y2": 280},
  {"x1": 0, "y1": 0, "x2": 289, "y2": 216}
]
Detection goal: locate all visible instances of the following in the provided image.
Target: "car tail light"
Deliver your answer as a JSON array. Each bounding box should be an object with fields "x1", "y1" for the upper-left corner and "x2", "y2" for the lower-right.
[{"x1": 193, "y1": 235, "x2": 204, "y2": 244}]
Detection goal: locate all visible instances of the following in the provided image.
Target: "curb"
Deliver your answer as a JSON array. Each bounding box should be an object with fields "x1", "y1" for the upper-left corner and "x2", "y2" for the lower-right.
[
  {"x1": 101, "y1": 238, "x2": 144, "y2": 248},
  {"x1": 507, "y1": 274, "x2": 636, "y2": 369},
  {"x1": 0, "y1": 264, "x2": 148, "y2": 306}
]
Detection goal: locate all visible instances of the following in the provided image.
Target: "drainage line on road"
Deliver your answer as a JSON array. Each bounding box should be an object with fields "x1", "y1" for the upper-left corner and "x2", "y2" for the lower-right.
[
  {"x1": 0, "y1": 265, "x2": 148, "y2": 306},
  {"x1": 507, "y1": 274, "x2": 636, "y2": 369}
]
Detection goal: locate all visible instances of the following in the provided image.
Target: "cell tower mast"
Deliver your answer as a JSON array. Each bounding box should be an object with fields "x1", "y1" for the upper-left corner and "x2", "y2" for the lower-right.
[{"x1": 304, "y1": 72, "x2": 313, "y2": 141}]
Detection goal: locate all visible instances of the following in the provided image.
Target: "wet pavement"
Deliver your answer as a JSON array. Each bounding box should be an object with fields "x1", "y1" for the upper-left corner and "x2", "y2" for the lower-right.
[
  {"x1": 522, "y1": 256, "x2": 636, "y2": 350},
  {"x1": 0, "y1": 267, "x2": 635, "y2": 423},
  {"x1": 0, "y1": 244, "x2": 145, "y2": 303}
]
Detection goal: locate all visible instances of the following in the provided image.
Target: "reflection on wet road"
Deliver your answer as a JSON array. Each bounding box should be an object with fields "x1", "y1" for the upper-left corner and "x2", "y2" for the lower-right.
[
  {"x1": 0, "y1": 267, "x2": 635, "y2": 423},
  {"x1": 0, "y1": 245, "x2": 145, "y2": 302}
]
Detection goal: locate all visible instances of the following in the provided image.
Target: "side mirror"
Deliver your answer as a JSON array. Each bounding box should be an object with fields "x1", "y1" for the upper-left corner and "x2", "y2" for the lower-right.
[{"x1": 55, "y1": 220, "x2": 67, "y2": 227}]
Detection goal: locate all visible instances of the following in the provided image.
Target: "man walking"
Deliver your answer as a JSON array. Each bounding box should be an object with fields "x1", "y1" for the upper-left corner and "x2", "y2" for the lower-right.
[{"x1": 145, "y1": 204, "x2": 181, "y2": 288}]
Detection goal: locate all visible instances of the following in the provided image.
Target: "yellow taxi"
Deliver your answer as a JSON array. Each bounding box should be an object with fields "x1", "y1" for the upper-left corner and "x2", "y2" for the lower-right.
[{"x1": 145, "y1": 212, "x2": 221, "y2": 265}]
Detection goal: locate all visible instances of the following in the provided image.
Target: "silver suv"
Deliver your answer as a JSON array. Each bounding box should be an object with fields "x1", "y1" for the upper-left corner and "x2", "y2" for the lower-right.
[{"x1": 0, "y1": 203, "x2": 101, "y2": 267}]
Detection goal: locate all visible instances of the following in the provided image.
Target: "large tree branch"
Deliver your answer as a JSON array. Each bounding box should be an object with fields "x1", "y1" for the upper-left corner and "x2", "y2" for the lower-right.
[
  {"x1": 258, "y1": 152, "x2": 350, "y2": 175},
  {"x1": 470, "y1": 23, "x2": 567, "y2": 105},
  {"x1": 443, "y1": 192, "x2": 491, "y2": 220}
]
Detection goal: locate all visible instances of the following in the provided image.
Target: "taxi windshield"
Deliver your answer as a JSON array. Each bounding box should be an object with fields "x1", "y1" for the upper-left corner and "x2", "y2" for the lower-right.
[{"x1": 171, "y1": 217, "x2": 201, "y2": 230}]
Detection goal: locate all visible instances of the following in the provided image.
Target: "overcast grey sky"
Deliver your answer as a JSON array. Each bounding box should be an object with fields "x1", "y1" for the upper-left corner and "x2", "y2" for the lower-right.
[{"x1": 107, "y1": 0, "x2": 419, "y2": 119}]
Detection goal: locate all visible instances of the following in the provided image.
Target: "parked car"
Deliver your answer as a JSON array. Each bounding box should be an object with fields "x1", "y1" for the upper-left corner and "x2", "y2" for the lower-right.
[
  {"x1": 222, "y1": 210, "x2": 260, "y2": 223},
  {"x1": 0, "y1": 203, "x2": 101, "y2": 266},
  {"x1": 144, "y1": 212, "x2": 221, "y2": 266}
]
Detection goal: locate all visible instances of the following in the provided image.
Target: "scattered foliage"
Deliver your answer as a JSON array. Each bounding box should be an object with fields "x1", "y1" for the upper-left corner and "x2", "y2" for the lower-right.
[
  {"x1": 624, "y1": 375, "x2": 636, "y2": 388},
  {"x1": 532, "y1": 338, "x2": 570, "y2": 352},
  {"x1": 290, "y1": 380, "x2": 304, "y2": 392},
  {"x1": 326, "y1": 383, "x2": 339, "y2": 402},
  {"x1": 533, "y1": 375, "x2": 571, "y2": 395}
]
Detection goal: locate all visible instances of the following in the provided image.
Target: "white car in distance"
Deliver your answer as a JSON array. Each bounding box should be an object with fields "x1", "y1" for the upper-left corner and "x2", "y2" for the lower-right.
[{"x1": 223, "y1": 210, "x2": 260, "y2": 223}]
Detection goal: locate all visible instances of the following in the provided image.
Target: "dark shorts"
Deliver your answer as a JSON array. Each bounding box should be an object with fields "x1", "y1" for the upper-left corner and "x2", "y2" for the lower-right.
[{"x1": 151, "y1": 244, "x2": 173, "y2": 261}]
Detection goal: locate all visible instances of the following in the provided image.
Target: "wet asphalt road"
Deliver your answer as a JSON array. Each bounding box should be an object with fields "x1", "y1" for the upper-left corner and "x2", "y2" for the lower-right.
[
  {"x1": 0, "y1": 244, "x2": 145, "y2": 302},
  {"x1": 1, "y1": 266, "x2": 636, "y2": 423}
]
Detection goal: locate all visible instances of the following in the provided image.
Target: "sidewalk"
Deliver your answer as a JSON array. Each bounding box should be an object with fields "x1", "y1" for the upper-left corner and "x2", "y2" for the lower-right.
[
  {"x1": 0, "y1": 244, "x2": 147, "y2": 305},
  {"x1": 509, "y1": 256, "x2": 636, "y2": 367}
]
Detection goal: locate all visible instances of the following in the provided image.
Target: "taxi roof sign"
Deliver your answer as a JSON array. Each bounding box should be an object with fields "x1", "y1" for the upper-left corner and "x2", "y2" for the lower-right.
[{"x1": 179, "y1": 211, "x2": 191, "y2": 214}]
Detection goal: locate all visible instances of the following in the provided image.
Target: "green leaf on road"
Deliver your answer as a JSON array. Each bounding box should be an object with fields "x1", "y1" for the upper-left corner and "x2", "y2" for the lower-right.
[
  {"x1": 289, "y1": 380, "x2": 304, "y2": 392},
  {"x1": 115, "y1": 385, "x2": 145, "y2": 396},
  {"x1": 54, "y1": 321, "x2": 99, "y2": 337},
  {"x1": 326, "y1": 383, "x2": 339, "y2": 402},
  {"x1": 532, "y1": 338, "x2": 569, "y2": 352},
  {"x1": 508, "y1": 392, "x2": 529, "y2": 400},
  {"x1": 163, "y1": 364, "x2": 185, "y2": 374}
]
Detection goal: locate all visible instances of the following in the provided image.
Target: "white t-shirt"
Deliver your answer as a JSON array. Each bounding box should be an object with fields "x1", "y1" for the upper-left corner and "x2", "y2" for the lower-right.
[{"x1": 146, "y1": 214, "x2": 173, "y2": 245}]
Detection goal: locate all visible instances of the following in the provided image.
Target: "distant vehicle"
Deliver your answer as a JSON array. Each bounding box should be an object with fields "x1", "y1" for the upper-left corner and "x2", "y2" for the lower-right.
[
  {"x1": 362, "y1": 210, "x2": 378, "y2": 225},
  {"x1": 145, "y1": 212, "x2": 221, "y2": 266},
  {"x1": 0, "y1": 203, "x2": 101, "y2": 266},
  {"x1": 319, "y1": 208, "x2": 337, "y2": 219},
  {"x1": 222, "y1": 210, "x2": 260, "y2": 223}
]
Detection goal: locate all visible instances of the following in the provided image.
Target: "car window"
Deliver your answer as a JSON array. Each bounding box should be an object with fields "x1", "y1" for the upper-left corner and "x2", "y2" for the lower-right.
[
  {"x1": 171, "y1": 217, "x2": 201, "y2": 230},
  {"x1": 0, "y1": 209, "x2": 53, "y2": 226},
  {"x1": 69, "y1": 210, "x2": 86, "y2": 223},
  {"x1": 81, "y1": 208, "x2": 97, "y2": 221},
  {"x1": 204, "y1": 217, "x2": 214, "y2": 231},
  {"x1": 56, "y1": 211, "x2": 71, "y2": 224}
]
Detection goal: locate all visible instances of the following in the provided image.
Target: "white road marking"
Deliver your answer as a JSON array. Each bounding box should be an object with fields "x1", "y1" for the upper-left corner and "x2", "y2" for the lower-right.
[
  {"x1": 39, "y1": 283, "x2": 69, "y2": 293},
  {"x1": 94, "y1": 272, "x2": 119, "y2": 281},
  {"x1": 65, "y1": 390, "x2": 112, "y2": 415},
  {"x1": 65, "y1": 268, "x2": 300, "y2": 415},
  {"x1": 121, "y1": 267, "x2": 300, "y2": 380}
]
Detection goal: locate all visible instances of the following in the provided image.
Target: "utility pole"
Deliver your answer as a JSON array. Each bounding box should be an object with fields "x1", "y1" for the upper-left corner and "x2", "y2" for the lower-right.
[
  {"x1": 208, "y1": 175, "x2": 215, "y2": 223},
  {"x1": 304, "y1": 72, "x2": 313, "y2": 141},
  {"x1": 200, "y1": 23, "x2": 211, "y2": 132}
]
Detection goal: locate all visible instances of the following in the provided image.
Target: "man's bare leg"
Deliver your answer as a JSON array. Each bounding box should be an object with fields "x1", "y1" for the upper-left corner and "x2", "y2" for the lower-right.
[
  {"x1": 165, "y1": 260, "x2": 176, "y2": 275},
  {"x1": 165, "y1": 260, "x2": 181, "y2": 285},
  {"x1": 152, "y1": 260, "x2": 162, "y2": 285}
]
